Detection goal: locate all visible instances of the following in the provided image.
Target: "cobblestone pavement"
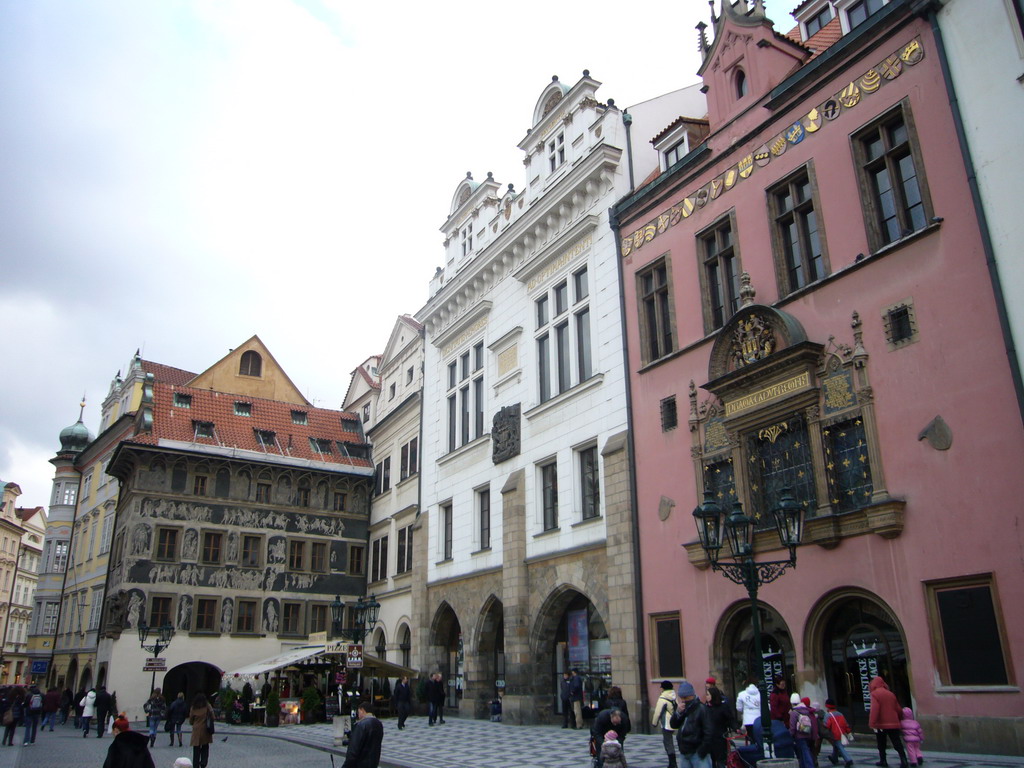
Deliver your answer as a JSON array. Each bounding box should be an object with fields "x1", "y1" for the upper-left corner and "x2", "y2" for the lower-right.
[{"x1": 0, "y1": 717, "x2": 1018, "y2": 768}]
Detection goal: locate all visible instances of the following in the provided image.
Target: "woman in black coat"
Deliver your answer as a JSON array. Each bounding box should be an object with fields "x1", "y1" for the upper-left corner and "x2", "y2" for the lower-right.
[
  {"x1": 705, "y1": 686, "x2": 736, "y2": 768},
  {"x1": 103, "y1": 717, "x2": 155, "y2": 768}
]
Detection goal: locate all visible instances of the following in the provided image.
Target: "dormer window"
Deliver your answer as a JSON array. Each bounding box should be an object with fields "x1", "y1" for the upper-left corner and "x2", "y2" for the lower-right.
[
  {"x1": 234, "y1": 402, "x2": 252, "y2": 417},
  {"x1": 847, "y1": 0, "x2": 884, "y2": 29},
  {"x1": 665, "y1": 139, "x2": 689, "y2": 168},
  {"x1": 193, "y1": 421, "x2": 215, "y2": 439},
  {"x1": 735, "y1": 69, "x2": 749, "y2": 98},
  {"x1": 804, "y1": 5, "x2": 833, "y2": 37},
  {"x1": 291, "y1": 410, "x2": 307, "y2": 425},
  {"x1": 309, "y1": 437, "x2": 333, "y2": 455},
  {"x1": 239, "y1": 350, "x2": 262, "y2": 377},
  {"x1": 255, "y1": 429, "x2": 276, "y2": 449},
  {"x1": 461, "y1": 225, "x2": 473, "y2": 256},
  {"x1": 548, "y1": 132, "x2": 565, "y2": 172},
  {"x1": 173, "y1": 393, "x2": 192, "y2": 409}
]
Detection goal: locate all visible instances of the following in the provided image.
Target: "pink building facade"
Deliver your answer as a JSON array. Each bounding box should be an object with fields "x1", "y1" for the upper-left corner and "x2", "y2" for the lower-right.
[{"x1": 615, "y1": 0, "x2": 1023, "y2": 755}]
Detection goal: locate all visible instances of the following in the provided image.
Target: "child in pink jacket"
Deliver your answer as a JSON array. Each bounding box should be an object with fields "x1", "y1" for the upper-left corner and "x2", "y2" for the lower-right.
[{"x1": 900, "y1": 707, "x2": 924, "y2": 766}]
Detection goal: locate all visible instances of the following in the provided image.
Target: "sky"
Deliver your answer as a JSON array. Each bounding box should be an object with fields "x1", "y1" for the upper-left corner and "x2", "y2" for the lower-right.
[{"x1": 0, "y1": 0, "x2": 801, "y2": 508}]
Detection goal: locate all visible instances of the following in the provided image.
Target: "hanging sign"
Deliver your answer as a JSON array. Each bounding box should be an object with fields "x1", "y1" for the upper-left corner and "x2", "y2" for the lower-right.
[{"x1": 346, "y1": 644, "x2": 363, "y2": 669}]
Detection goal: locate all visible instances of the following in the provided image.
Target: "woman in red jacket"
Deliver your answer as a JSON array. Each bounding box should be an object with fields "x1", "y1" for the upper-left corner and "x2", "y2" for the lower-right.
[
  {"x1": 868, "y1": 676, "x2": 909, "y2": 768},
  {"x1": 768, "y1": 675, "x2": 791, "y2": 724}
]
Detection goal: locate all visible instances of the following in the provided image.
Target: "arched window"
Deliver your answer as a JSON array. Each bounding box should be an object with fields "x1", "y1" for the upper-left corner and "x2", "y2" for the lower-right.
[
  {"x1": 239, "y1": 350, "x2": 262, "y2": 377},
  {"x1": 735, "y1": 69, "x2": 749, "y2": 98}
]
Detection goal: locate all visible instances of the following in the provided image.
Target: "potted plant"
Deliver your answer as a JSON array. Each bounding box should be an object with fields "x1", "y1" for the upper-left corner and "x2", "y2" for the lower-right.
[
  {"x1": 301, "y1": 686, "x2": 322, "y2": 724},
  {"x1": 218, "y1": 686, "x2": 238, "y2": 723},
  {"x1": 265, "y1": 689, "x2": 280, "y2": 727}
]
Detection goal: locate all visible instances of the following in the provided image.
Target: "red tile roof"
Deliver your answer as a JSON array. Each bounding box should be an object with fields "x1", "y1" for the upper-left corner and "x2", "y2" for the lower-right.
[
  {"x1": 142, "y1": 360, "x2": 197, "y2": 386},
  {"x1": 124, "y1": 382, "x2": 371, "y2": 470},
  {"x1": 650, "y1": 116, "x2": 710, "y2": 147},
  {"x1": 803, "y1": 16, "x2": 842, "y2": 59}
]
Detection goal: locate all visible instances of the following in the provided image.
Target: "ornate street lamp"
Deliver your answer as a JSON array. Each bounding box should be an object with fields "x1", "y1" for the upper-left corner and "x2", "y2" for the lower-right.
[
  {"x1": 328, "y1": 595, "x2": 381, "y2": 739},
  {"x1": 138, "y1": 622, "x2": 175, "y2": 694},
  {"x1": 692, "y1": 488, "x2": 804, "y2": 758}
]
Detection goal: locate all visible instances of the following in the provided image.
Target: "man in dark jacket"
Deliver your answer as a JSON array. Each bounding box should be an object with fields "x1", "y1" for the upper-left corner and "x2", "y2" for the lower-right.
[
  {"x1": 95, "y1": 686, "x2": 113, "y2": 737},
  {"x1": 341, "y1": 702, "x2": 383, "y2": 768},
  {"x1": 568, "y1": 669, "x2": 584, "y2": 730},
  {"x1": 103, "y1": 717, "x2": 155, "y2": 768},
  {"x1": 392, "y1": 676, "x2": 412, "y2": 730},
  {"x1": 589, "y1": 709, "x2": 624, "y2": 768},
  {"x1": 41, "y1": 687, "x2": 61, "y2": 731},
  {"x1": 671, "y1": 681, "x2": 713, "y2": 768},
  {"x1": 559, "y1": 672, "x2": 574, "y2": 728},
  {"x1": 425, "y1": 673, "x2": 445, "y2": 725}
]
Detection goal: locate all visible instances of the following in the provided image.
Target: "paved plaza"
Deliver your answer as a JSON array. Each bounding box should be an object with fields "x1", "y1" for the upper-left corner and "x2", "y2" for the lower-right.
[{"x1": 0, "y1": 716, "x2": 1019, "y2": 768}]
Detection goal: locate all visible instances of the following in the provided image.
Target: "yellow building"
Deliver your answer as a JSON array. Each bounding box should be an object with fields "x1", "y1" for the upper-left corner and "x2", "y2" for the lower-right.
[{"x1": 0, "y1": 480, "x2": 27, "y2": 683}]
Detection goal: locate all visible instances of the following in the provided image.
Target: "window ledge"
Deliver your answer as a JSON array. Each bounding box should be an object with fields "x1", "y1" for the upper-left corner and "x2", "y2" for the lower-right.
[
  {"x1": 188, "y1": 631, "x2": 222, "y2": 638},
  {"x1": 229, "y1": 632, "x2": 264, "y2": 638},
  {"x1": 571, "y1": 515, "x2": 603, "y2": 529},
  {"x1": 437, "y1": 434, "x2": 490, "y2": 467},
  {"x1": 470, "y1": 547, "x2": 493, "y2": 556},
  {"x1": 525, "y1": 374, "x2": 604, "y2": 420},
  {"x1": 934, "y1": 685, "x2": 1020, "y2": 694},
  {"x1": 396, "y1": 474, "x2": 417, "y2": 489},
  {"x1": 533, "y1": 526, "x2": 561, "y2": 540},
  {"x1": 434, "y1": 557, "x2": 454, "y2": 566}
]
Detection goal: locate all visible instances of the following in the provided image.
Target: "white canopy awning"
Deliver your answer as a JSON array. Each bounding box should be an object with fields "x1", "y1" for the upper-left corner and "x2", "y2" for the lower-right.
[{"x1": 221, "y1": 645, "x2": 325, "y2": 679}]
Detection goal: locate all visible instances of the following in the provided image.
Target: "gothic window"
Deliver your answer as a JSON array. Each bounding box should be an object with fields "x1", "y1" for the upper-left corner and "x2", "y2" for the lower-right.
[
  {"x1": 746, "y1": 414, "x2": 817, "y2": 529},
  {"x1": 703, "y1": 457, "x2": 736, "y2": 508},
  {"x1": 239, "y1": 350, "x2": 262, "y2": 377},
  {"x1": 823, "y1": 417, "x2": 873, "y2": 512}
]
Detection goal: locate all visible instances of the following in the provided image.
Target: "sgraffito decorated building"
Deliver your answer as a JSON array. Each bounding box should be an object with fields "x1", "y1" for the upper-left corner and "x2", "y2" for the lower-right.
[{"x1": 613, "y1": 0, "x2": 1023, "y2": 754}]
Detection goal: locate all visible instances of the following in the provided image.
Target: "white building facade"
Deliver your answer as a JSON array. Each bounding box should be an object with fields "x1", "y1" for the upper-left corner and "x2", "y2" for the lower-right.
[{"x1": 414, "y1": 72, "x2": 702, "y2": 723}]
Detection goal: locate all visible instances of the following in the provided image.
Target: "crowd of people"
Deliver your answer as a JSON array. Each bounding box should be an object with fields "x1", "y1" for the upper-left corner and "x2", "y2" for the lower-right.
[{"x1": 584, "y1": 673, "x2": 923, "y2": 768}]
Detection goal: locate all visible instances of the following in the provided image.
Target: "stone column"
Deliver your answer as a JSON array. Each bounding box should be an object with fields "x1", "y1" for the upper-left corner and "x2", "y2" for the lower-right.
[
  {"x1": 409, "y1": 512, "x2": 433, "y2": 678},
  {"x1": 601, "y1": 431, "x2": 643, "y2": 725},
  {"x1": 498, "y1": 469, "x2": 532, "y2": 724}
]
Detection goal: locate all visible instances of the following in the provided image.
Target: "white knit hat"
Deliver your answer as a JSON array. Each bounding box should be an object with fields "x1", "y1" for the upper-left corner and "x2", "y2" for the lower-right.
[{"x1": 173, "y1": 759, "x2": 193, "y2": 768}]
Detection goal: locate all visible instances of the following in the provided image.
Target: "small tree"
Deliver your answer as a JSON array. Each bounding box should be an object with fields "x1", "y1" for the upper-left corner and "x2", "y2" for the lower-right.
[
  {"x1": 301, "y1": 686, "x2": 322, "y2": 724},
  {"x1": 266, "y1": 688, "x2": 280, "y2": 727}
]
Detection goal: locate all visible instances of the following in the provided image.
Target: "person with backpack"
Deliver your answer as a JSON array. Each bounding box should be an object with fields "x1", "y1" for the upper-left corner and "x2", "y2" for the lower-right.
[
  {"x1": 23, "y1": 685, "x2": 43, "y2": 745},
  {"x1": 166, "y1": 692, "x2": 187, "y2": 748},
  {"x1": 671, "y1": 681, "x2": 712, "y2": 768},
  {"x1": 651, "y1": 680, "x2": 679, "y2": 768},
  {"x1": 1, "y1": 688, "x2": 23, "y2": 746},
  {"x1": 789, "y1": 695, "x2": 818, "y2": 768},
  {"x1": 80, "y1": 689, "x2": 97, "y2": 737},
  {"x1": 823, "y1": 699, "x2": 854, "y2": 768}
]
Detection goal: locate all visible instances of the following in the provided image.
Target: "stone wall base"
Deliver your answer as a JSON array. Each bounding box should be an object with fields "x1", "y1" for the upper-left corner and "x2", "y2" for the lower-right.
[{"x1": 919, "y1": 714, "x2": 1024, "y2": 756}]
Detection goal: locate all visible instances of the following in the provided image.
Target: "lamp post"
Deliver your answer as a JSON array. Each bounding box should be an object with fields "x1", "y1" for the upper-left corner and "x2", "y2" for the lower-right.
[
  {"x1": 330, "y1": 595, "x2": 380, "y2": 736},
  {"x1": 692, "y1": 487, "x2": 804, "y2": 758},
  {"x1": 138, "y1": 622, "x2": 175, "y2": 695}
]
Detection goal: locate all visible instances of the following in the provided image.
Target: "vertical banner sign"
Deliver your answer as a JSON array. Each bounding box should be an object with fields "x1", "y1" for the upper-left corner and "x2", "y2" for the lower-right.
[
  {"x1": 567, "y1": 609, "x2": 589, "y2": 665},
  {"x1": 761, "y1": 637, "x2": 784, "y2": 696},
  {"x1": 852, "y1": 640, "x2": 880, "y2": 708}
]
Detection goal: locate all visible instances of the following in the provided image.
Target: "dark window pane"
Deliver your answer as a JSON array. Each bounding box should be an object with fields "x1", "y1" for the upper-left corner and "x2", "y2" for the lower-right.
[
  {"x1": 656, "y1": 618, "x2": 684, "y2": 677},
  {"x1": 936, "y1": 586, "x2": 1008, "y2": 685}
]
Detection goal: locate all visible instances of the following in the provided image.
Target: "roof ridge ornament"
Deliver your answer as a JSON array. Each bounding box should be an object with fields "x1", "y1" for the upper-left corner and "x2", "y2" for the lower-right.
[{"x1": 739, "y1": 271, "x2": 756, "y2": 307}]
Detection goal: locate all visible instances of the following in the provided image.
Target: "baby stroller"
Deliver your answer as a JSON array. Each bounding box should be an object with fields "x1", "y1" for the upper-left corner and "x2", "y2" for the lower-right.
[{"x1": 729, "y1": 718, "x2": 795, "y2": 767}]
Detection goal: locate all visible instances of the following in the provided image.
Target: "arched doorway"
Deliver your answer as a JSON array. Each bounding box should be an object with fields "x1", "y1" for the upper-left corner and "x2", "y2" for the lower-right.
[
  {"x1": 429, "y1": 603, "x2": 463, "y2": 710},
  {"x1": 716, "y1": 601, "x2": 795, "y2": 703},
  {"x1": 80, "y1": 667, "x2": 93, "y2": 692},
  {"x1": 66, "y1": 659, "x2": 79, "y2": 692},
  {"x1": 474, "y1": 596, "x2": 504, "y2": 715},
  {"x1": 534, "y1": 588, "x2": 610, "y2": 718},
  {"x1": 812, "y1": 593, "x2": 910, "y2": 731},
  {"x1": 163, "y1": 662, "x2": 222, "y2": 706}
]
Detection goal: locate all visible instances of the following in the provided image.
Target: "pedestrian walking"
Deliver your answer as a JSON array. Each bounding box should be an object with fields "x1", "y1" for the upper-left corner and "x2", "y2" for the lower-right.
[
  {"x1": 392, "y1": 676, "x2": 411, "y2": 730},
  {"x1": 23, "y1": 684, "x2": 43, "y2": 744},
  {"x1": 704, "y1": 687, "x2": 734, "y2": 768},
  {"x1": 143, "y1": 689, "x2": 167, "y2": 748},
  {"x1": 604, "y1": 685, "x2": 631, "y2": 744},
  {"x1": 651, "y1": 680, "x2": 678, "y2": 768},
  {"x1": 670, "y1": 681, "x2": 712, "y2": 768},
  {"x1": 900, "y1": 707, "x2": 924, "y2": 766},
  {"x1": 591, "y1": 708, "x2": 626, "y2": 768},
  {"x1": 600, "y1": 729, "x2": 628, "y2": 768},
  {"x1": 569, "y1": 670, "x2": 584, "y2": 730},
  {"x1": 341, "y1": 701, "x2": 383, "y2": 768},
  {"x1": 789, "y1": 696, "x2": 818, "y2": 768},
  {"x1": 80, "y1": 689, "x2": 97, "y2": 737},
  {"x1": 869, "y1": 676, "x2": 909, "y2": 768},
  {"x1": 560, "y1": 672, "x2": 574, "y2": 728},
  {"x1": 769, "y1": 674, "x2": 791, "y2": 724},
  {"x1": 103, "y1": 715, "x2": 155, "y2": 768},
  {"x1": 188, "y1": 693, "x2": 214, "y2": 768},
  {"x1": 823, "y1": 699, "x2": 854, "y2": 768},
  {"x1": 74, "y1": 688, "x2": 86, "y2": 729},
  {"x1": 41, "y1": 687, "x2": 60, "y2": 731},
  {"x1": 1, "y1": 688, "x2": 23, "y2": 746},
  {"x1": 425, "y1": 673, "x2": 445, "y2": 725},
  {"x1": 735, "y1": 677, "x2": 761, "y2": 741},
  {"x1": 60, "y1": 687, "x2": 73, "y2": 726},
  {"x1": 167, "y1": 693, "x2": 187, "y2": 747},
  {"x1": 95, "y1": 686, "x2": 113, "y2": 738}
]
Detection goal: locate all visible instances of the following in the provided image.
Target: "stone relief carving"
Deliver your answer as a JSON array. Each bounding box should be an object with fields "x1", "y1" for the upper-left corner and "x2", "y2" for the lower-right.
[
  {"x1": 177, "y1": 595, "x2": 193, "y2": 630},
  {"x1": 221, "y1": 598, "x2": 234, "y2": 634},
  {"x1": 492, "y1": 404, "x2": 521, "y2": 464},
  {"x1": 126, "y1": 591, "x2": 144, "y2": 629},
  {"x1": 226, "y1": 532, "x2": 238, "y2": 563},
  {"x1": 182, "y1": 528, "x2": 198, "y2": 560},
  {"x1": 263, "y1": 599, "x2": 279, "y2": 633},
  {"x1": 130, "y1": 524, "x2": 151, "y2": 556}
]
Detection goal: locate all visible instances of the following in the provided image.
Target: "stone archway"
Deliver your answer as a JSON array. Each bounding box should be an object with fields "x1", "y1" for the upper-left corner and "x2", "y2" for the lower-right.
[
  {"x1": 804, "y1": 588, "x2": 911, "y2": 730},
  {"x1": 427, "y1": 602, "x2": 463, "y2": 710},
  {"x1": 531, "y1": 585, "x2": 611, "y2": 721},
  {"x1": 469, "y1": 595, "x2": 504, "y2": 718},
  {"x1": 80, "y1": 666, "x2": 93, "y2": 692},
  {"x1": 163, "y1": 661, "x2": 223, "y2": 706},
  {"x1": 66, "y1": 659, "x2": 79, "y2": 692},
  {"x1": 714, "y1": 599, "x2": 795, "y2": 705}
]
